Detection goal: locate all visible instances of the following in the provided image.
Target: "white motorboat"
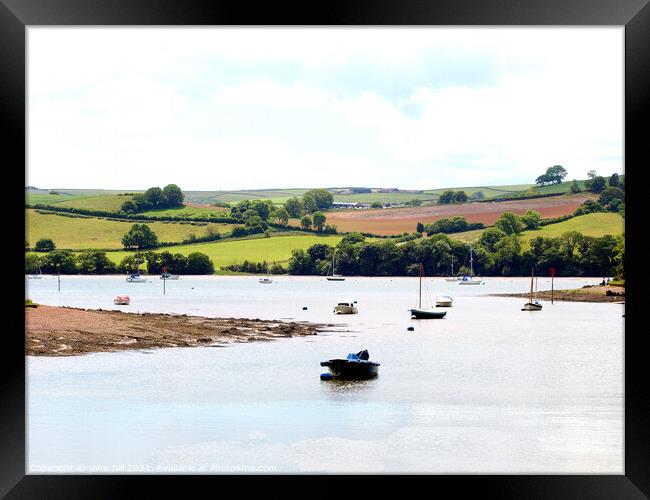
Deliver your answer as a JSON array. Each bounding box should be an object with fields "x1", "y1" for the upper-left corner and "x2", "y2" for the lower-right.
[
  {"x1": 435, "y1": 295, "x2": 453, "y2": 307},
  {"x1": 458, "y1": 246, "x2": 483, "y2": 285},
  {"x1": 334, "y1": 302, "x2": 357, "y2": 314},
  {"x1": 160, "y1": 272, "x2": 180, "y2": 280},
  {"x1": 126, "y1": 273, "x2": 147, "y2": 283}
]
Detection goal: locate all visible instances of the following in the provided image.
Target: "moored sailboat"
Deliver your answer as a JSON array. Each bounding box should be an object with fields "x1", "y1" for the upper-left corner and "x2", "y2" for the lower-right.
[
  {"x1": 326, "y1": 250, "x2": 345, "y2": 281},
  {"x1": 522, "y1": 268, "x2": 543, "y2": 311},
  {"x1": 410, "y1": 264, "x2": 447, "y2": 319},
  {"x1": 445, "y1": 255, "x2": 461, "y2": 282},
  {"x1": 458, "y1": 246, "x2": 483, "y2": 285}
]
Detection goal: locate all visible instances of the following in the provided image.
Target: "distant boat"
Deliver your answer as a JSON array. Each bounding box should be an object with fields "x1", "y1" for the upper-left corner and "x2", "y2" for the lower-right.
[
  {"x1": 320, "y1": 350, "x2": 379, "y2": 380},
  {"x1": 458, "y1": 247, "x2": 483, "y2": 285},
  {"x1": 410, "y1": 264, "x2": 447, "y2": 319},
  {"x1": 326, "y1": 250, "x2": 345, "y2": 281},
  {"x1": 334, "y1": 302, "x2": 358, "y2": 314},
  {"x1": 445, "y1": 255, "x2": 461, "y2": 281},
  {"x1": 160, "y1": 272, "x2": 180, "y2": 280},
  {"x1": 113, "y1": 295, "x2": 130, "y2": 305},
  {"x1": 522, "y1": 268, "x2": 543, "y2": 311},
  {"x1": 27, "y1": 265, "x2": 43, "y2": 279},
  {"x1": 435, "y1": 295, "x2": 453, "y2": 307},
  {"x1": 126, "y1": 273, "x2": 147, "y2": 283},
  {"x1": 259, "y1": 268, "x2": 273, "y2": 284}
]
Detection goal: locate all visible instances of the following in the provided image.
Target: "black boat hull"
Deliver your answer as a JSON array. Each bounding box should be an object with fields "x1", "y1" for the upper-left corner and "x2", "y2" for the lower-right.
[
  {"x1": 320, "y1": 359, "x2": 380, "y2": 380},
  {"x1": 410, "y1": 308, "x2": 447, "y2": 319}
]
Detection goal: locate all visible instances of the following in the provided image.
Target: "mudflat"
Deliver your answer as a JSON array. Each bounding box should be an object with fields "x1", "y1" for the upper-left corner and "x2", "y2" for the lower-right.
[
  {"x1": 491, "y1": 284, "x2": 625, "y2": 303},
  {"x1": 26, "y1": 305, "x2": 330, "y2": 356}
]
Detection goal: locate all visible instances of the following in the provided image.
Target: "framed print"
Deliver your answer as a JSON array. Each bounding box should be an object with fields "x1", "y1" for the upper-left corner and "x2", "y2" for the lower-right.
[{"x1": 3, "y1": 0, "x2": 649, "y2": 497}]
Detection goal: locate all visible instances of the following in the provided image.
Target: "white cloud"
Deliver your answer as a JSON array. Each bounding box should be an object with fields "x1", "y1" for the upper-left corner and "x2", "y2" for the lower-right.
[{"x1": 27, "y1": 27, "x2": 623, "y2": 190}]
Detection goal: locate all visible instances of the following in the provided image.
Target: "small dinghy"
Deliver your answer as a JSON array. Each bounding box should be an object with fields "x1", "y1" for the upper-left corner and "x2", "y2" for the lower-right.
[
  {"x1": 320, "y1": 350, "x2": 379, "y2": 380},
  {"x1": 113, "y1": 295, "x2": 130, "y2": 305},
  {"x1": 435, "y1": 295, "x2": 453, "y2": 307}
]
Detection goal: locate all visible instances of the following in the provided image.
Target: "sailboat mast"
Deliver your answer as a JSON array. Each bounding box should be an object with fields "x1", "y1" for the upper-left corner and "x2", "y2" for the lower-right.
[
  {"x1": 451, "y1": 255, "x2": 454, "y2": 276},
  {"x1": 469, "y1": 247, "x2": 474, "y2": 277},
  {"x1": 530, "y1": 268, "x2": 534, "y2": 302},
  {"x1": 419, "y1": 263, "x2": 423, "y2": 308}
]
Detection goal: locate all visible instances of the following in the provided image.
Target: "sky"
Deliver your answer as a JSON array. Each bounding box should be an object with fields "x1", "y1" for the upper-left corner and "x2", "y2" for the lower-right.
[{"x1": 27, "y1": 27, "x2": 623, "y2": 191}]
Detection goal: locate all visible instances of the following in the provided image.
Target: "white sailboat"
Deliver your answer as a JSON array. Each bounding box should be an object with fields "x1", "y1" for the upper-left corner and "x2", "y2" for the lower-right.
[
  {"x1": 458, "y1": 246, "x2": 483, "y2": 285},
  {"x1": 126, "y1": 272, "x2": 147, "y2": 283},
  {"x1": 522, "y1": 268, "x2": 543, "y2": 311},
  {"x1": 27, "y1": 264, "x2": 43, "y2": 279},
  {"x1": 326, "y1": 250, "x2": 345, "y2": 281},
  {"x1": 445, "y1": 255, "x2": 461, "y2": 282}
]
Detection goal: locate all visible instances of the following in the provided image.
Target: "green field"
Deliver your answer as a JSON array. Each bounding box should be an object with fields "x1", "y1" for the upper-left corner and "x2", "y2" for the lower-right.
[
  {"x1": 447, "y1": 212, "x2": 624, "y2": 246},
  {"x1": 104, "y1": 233, "x2": 348, "y2": 269},
  {"x1": 139, "y1": 206, "x2": 230, "y2": 219},
  {"x1": 520, "y1": 212, "x2": 624, "y2": 243},
  {"x1": 26, "y1": 210, "x2": 237, "y2": 250},
  {"x1": 51, "y1": 194, "x2": 134, "y2": 212}
]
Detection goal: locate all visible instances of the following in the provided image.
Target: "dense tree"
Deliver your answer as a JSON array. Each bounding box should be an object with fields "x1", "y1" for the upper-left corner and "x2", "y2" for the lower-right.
[
  {"x1": 244, "y1": 215, "x2": 268, "y2": 234},
  {"x1": 302, "y1": 189, "x2": 333, "y2": 212},
  {"x1": 494, "y1": 212, "x2": 524, "y2": 235},
  {"x1": 437, "y1": 190, "x2": 455, "y2": 204},
  {"x1": 34, "y1": 238, "x2": 56, "y2": 252},
  {"x1": 185, "y1": 252, "x2": 214, "y2": 274},
  {"x1": 608, "y1": 173, "x2": 620, "y2": 187},
  {"x1": 452, "y1": 191, "x2": 468, "y2": 203},
  {"x1": 478, "y1": 227, "x2": 508, "y2": 253},
  {"x1": 144, "y1": 187, "x2": 164, "y2": 206},
  {"x1": 312, "y1": 211, "x2": 327, "y2": 232},
  {"x1": 570, "y1": 179, "x2": 582, "y2": 193},
  {"x1": 76, "y1": 250, "x2": 117, "y2": 274},
  {"x1": 162, "y1": 184, "x2": 184, "y2": 206},
  {"x1": 371, "y1": 201, "x2": 383, "y2": 209},
  {"x1": 273, "y1": 207, "x2": 289, "y2": 226},
  {"x1": 285, "y1": 197, "x2": 303, "y2": 218},
  {"x1": 25, "y1": 253, "x2": 43, "y2": 274},
  {"x1": 300, "y1": 215, "x2": 312, "y2": 230},
  {"x1": 416, "y1": 222, "x2": 425, "y2": 233},
  {"x1": 250, "y1": 200, "x2": 273, "y2": 221},
  {"x1": 575, "y1": 199, "x2": 604, "y2": 216},
  {"x1": 121, "y1": 224, "x2": 159, "y2": 250},
  {"x1": 42, "y1": 250, "x2": 77, "y2": 274},
  {"x1": 598, "y1": 187, "x2": 624, "y2": 210},
  {"x1": 521, "y1": 210, "x2": 541, "y2": 230},
  {"x1": 536, "y1": 165, "x2": 567, "y2": 186},
  {"x1": 470, "y1": 191, "x2": 485, "y2": 200}
]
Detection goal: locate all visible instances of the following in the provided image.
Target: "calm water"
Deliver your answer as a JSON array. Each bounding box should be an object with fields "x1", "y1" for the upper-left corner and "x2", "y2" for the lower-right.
[{"x1": 26, "y1": 275, "x2": 624, "y2": 473}]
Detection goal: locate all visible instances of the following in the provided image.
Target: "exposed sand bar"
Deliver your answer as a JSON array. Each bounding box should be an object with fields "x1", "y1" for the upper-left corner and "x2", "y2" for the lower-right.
[
  {"x1": 490, "y1": 285, "x2": 625, "y2": 303},
  {"x1": 26, "y1": 305, "x2": 333, "y2": 357}
]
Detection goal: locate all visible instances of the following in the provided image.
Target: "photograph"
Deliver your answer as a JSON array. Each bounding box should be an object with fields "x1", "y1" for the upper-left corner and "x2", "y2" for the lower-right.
[{"x1": 23, "y1": 26, "x2": 626, "y2": 475}]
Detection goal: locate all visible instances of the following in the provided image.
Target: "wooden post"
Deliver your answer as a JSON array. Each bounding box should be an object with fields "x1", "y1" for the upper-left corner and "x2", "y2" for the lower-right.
[
  {"x1": 57, "y1": 265, "x2": 60, "y2": 292},
  {"x1": 551, "y1": 275, "x2": 554, "y2": 304}
]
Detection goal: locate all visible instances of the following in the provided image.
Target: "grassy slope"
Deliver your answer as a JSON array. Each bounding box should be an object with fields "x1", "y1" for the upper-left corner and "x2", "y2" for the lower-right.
[
  {"x1": 447, "y1": 212, "x2": 624, "y2": 245},
  {"x1": 104, "y1": 233, "x2": 348, "y2": 269},
  {"x1": 50, "y1": 194, "x2": 134, "y2": 212},
  {"x1": 26, "y1": 210, "x2": 237, "y2": 250},
  {"x1": 138, "y1": 206, "x2": 230, "y2": 218}
]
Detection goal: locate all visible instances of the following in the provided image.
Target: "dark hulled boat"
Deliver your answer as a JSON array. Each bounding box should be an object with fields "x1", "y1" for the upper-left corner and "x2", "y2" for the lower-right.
[
  {"x1": 320, "y1": 350, "x2": 380, "y2": 380},
  {"x1": 409, "y1": 263, "x2": 447, "y2": 319}
]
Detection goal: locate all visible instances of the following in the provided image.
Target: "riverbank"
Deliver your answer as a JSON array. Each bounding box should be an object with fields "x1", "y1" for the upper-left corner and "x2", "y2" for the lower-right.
[
  {"x1": 491, "y1": 284, "x2": 625, "y2": 303},
  {"x1": 26, "y1": 305, "x2": 332, "y2": 356}
]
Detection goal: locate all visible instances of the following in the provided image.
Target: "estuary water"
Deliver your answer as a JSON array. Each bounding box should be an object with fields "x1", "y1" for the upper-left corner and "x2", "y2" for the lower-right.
[{"x1": 26, "y1": 275, "x2": 624, "y2": 473}]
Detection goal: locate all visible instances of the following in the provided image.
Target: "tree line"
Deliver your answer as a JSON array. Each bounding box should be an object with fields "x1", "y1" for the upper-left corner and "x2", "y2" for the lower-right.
[{"x1": 120, "y1": 184, "x2": 184, "y2": 214}]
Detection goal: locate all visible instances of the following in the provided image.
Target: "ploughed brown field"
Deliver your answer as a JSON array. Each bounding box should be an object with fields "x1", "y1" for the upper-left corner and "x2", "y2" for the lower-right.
[{"x1": 320, "y1": 194, "x2": 597, "y2": 235}]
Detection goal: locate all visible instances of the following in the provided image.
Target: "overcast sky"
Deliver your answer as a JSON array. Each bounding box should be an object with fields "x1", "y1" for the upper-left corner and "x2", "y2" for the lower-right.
[{"x1": 27, "y1": 27, "x2": 623, "y2": 191}]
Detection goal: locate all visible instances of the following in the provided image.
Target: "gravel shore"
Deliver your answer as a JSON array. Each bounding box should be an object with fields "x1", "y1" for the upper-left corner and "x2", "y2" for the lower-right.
[
  {"x1": 26, "y1": 305, "x2": 332, "y2": 356},
  {"x1": 490, "y1": 284, "x2": 625, "y2": 303}
]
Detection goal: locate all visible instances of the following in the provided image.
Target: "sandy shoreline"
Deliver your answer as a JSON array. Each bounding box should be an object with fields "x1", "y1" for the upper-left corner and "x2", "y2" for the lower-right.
[
  {"x1": 490, "y1": 285, "x2": 625, "y2": 303},
  {"x1": 26, "y1": 305, "x2": 334, "y2": 357}
]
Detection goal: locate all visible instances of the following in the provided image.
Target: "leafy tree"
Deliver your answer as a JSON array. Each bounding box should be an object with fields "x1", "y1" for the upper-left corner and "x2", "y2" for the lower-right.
[
  {"x1": 244, "y1": 215, "x2": 268, "y2": 234},
  {"x1": 371, "y1": 201, "x2": 383, "y2": 208},
  {"x1": 231, "y1": 226, "x2": 249, "y2": 237},
  {"x1": 312, "y1": 211, "x2": 327, "y2": 232},
  {"x1": 25, "y1": 240, "x2": 30, "y2": 251},
  {"x1": 521, "y1": 210, "x2": 541, "y2": 230},
  {"x1": 34, "y1": 238, "x2": 56, "y2": 252},
  {"x1": 144, "y1": 187, "x2": 164, "y2": 206},
  {"x1": 76, "y1": 250, "x2": 117, "y2": 274},
  {"x1": 437, "y1": 190, "x2": 455, "y2": 204},
  {"x1": 575, "y1": 199, "x2": 604, "y2": 216},
  {"x1": 121, "y1": 224, "x2": 159, "y2": 250},
  {"x1": 608, "y1": 173, "x2": 620, "y2": 187},
  {"x1": 185, "y1": 252, "x2": 214, "y2": 274},
  {"x1": 162, "y1": 184, "x2": 184, "y2": 207},
  {"x1": 120, "y1": 200, "x2": 138, "y2": 213},
  {"x1": 285, "y1": 197, "x2": 303, "y2": 218},
  {"x1": 570, "y1": 179, "x2": 581, "y2": 193},
  {"x1": 547, "y1": 165, "x2": 567, "y2": 184},
  {"x1": 613, "y1": 236, "x2": 624, "y2": 279},
  {"x1": 287, "y1": 249, "x2": 314, "y2": 274},
  {"x1": 494, "y1": 212, "x2": 524, "y2": 235},
  {"x1": 535, "y1": 174, "x2": 551, "y2": 186},
  {"x1": 588, "y1": 176, "x2": 607, "y2": 193},
  {"x1": 42, "y1": 250, "x2": 77, "y2": 274},
  {"x1": 339, "y1": 232, "x2": 366, "y2": 245},
  {"x1": 416, "y1": 222, "x2": 425, "y2": 233},
  {"x1": 300, "y1": 215, "x2": 313, "y2": 230},
  {"x1": 251, "y1": 200, "x2": 273, "y2": 221},
  {"x1": 273, "y1": 207, "x2": 289, "y2": 226},
  {"x1": 118, "y1": 255, "x2": 143, "y2": 273},
  {"x1": 302, "y1": 189, "x2": 333, "y2": 212},
  {"x1": 452, "y1": 191, "x2": 468, "y2": 203},
  {"x1": 478, "y1": 227, "x2": 508, "y2": 253},
  {"x1": 470, "y1": 191, "x2": 485, "y2": 200},
  {"x1": 25, "y1": 253, "x2": 43, "y2": 274},
  {"x1": 598, "y1": 186, "x2": 624, "y2": 209}
]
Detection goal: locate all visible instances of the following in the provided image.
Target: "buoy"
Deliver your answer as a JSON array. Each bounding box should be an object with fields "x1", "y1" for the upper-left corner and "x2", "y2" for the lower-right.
[
  {"x1": 407, "y1": 326, "x2": 414, "y2": 331},
  {"x1": 320, "y1": 372, "x2": 334, "y2": 380},
  {"x1": 303, "y1": 306, "x2": 308, "y2": 310}
]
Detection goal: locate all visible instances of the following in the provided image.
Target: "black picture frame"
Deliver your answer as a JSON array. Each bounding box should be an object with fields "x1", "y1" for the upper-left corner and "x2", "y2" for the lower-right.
[{"x1": 4, "y1": 0, "x2": 648, "y2": 497}]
